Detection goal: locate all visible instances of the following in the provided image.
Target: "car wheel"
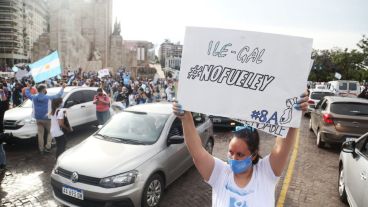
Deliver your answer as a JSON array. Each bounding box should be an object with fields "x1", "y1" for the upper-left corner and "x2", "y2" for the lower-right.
[
  {"x1": 205, "y1": 138, "x2": 214, "y2": 155},
  {"x1": 142, "y1": 174, "x2": 164, "y2": 207},
  {"x1": 316, "y1": 130, "x2": 325, "y2": 148},
  {"x1": 309, "y1": 119, "x2": 313, "y2": 131},
  {"x1": 338, "y1": 165, "x2": 348, "y2": 203}
]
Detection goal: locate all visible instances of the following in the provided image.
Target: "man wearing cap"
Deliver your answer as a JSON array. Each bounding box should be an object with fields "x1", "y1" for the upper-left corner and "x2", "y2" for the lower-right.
[{"x1": 26, "y1": 83, "x2": 66, "y2": 155}]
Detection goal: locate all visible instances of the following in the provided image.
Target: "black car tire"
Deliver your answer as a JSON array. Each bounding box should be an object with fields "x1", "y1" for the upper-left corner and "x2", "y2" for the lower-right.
[
  {"x1": 338, "y1": 165, "x2": 348, "y2": 203},
  {"x1": 316, "y1": 130, "x2": 325, "y2": 148},
  {"x1": 142, "y1": 173, "x2": 164, "y2": 207}
]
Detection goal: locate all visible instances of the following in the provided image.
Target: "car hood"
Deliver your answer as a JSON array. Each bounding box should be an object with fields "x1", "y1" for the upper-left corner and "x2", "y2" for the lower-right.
[
  {"x1": 4, "y1": 107, "x2": 32, "y2": 120},
  {"x1": 58, "y1": 136, "x2": 160, "y2": 178}
]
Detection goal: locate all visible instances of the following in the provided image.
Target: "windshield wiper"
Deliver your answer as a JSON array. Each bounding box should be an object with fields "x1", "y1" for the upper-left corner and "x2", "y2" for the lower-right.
[
  {"x1": 118, "y1": 138, "x2": 147, "y2": 145},
  {"x1": 94, "y1": 133, "x2": 123, "y2": 143},
  {"x1": 124, "y1": 111, "x2": 147, "y2": 115}
]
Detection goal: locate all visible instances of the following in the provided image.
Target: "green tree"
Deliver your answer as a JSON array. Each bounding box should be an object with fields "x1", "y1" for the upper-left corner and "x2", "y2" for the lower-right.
[
  {"x1": 330, "y1": 48, "x2": 365, "y2": 80},
  {"x1": 357, "y1": 35, "x2": 368, "y2": 54}
]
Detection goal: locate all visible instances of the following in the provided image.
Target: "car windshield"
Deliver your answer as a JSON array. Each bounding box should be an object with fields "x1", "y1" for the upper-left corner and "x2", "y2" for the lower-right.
[
  {"x1": 19, "y1": 91, "x2": 69, "y2": 108},
  {"x1": 331, "y1": 102, "x2": 368, "y2": 116},
  {"x1": 310, "y1": 92, "x2": 334, "y2": 100},
  {"x1": 96, "y1": 111, "x2": 170, "y2": 144}
]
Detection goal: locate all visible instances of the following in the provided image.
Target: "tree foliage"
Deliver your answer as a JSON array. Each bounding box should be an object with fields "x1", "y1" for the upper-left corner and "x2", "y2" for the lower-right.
[{"x1": 308, "y1": 35, "x2": 368, "y2": 82}]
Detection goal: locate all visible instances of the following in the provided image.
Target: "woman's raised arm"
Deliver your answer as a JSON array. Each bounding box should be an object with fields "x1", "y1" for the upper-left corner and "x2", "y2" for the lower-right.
[
  {"x1": 270, "y1": 92, "x2": 308, "y2": 176},
  {"x1": 173, "y1": 103, "x2": 215, "y2": 181}
]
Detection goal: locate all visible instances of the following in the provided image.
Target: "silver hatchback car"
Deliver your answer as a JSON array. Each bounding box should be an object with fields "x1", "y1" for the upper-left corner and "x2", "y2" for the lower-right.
[
  {"x1": 51, "y1": 103, "x2": 214, "y2": 207},
  {"x1": 339, "y1": 132, "x2": 368, "y2": 207}
]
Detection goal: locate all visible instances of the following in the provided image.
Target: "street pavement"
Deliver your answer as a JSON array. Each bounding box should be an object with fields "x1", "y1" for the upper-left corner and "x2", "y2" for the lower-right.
[{"x1": 0, "y1": 116, "x2": 348, "y2": 207}]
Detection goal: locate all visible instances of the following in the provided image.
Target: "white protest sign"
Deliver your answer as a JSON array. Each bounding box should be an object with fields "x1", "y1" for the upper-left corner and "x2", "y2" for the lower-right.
[
  {"x1": 233, "y1": 59, "x2": 314, "y2": 137},
  {"x1": 98, "y1": 68, "x2": 110, "y2": 78},
  {"x1": 16, "y1": 69, "x2": 29, "y2": 80},
  {"x1": 178, "y1": 27, "x2": 313, "y2": 133}
]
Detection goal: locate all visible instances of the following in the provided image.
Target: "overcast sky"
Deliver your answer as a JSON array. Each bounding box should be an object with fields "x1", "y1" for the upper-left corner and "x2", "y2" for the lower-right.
[{"x1": 113, "y1": 0, "x2": 367, "y2": 51}]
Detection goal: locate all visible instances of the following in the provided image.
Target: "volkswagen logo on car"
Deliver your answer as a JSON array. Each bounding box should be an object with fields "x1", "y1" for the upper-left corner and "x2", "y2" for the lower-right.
[{"x1": 71, "y1": 172, "x2": 79, "y2": 183}]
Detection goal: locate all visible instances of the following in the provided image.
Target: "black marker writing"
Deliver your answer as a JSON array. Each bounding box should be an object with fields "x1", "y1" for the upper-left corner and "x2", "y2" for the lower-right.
[{"x1": 190, "y1": 64, "x2": 275, "y2": 92}]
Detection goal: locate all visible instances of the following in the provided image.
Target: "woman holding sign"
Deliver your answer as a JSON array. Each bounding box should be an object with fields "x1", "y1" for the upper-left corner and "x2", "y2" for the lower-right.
[{"x1": 172, "y1": 92, "x2": 308, "y2": 207}]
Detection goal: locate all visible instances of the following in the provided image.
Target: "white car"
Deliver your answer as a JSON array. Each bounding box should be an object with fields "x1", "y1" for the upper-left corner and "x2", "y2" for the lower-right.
[
  {"x1": 4, "y1": 86, "x2": 99, "y2": 141},
  {"x1": 51, "y1": 103, "x2": 214, "y2": 207},
  {"x1": 314, "y1": 84, "x2": 327, "y2": 90},
  {"x1": 338, "y1": 132, "x2": 368, "y2": 207},
  {"x1": 306, "y1": 89, "x2": 335, "y2": 114}
]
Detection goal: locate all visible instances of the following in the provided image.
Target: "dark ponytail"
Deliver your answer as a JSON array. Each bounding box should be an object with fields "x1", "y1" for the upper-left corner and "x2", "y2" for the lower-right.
[
  {"x1": 232, "y1": 127, "x2": 261, "y2": 164},
  {"x1": 50, "y1": 98, "x2": 63, "y2": 116}
]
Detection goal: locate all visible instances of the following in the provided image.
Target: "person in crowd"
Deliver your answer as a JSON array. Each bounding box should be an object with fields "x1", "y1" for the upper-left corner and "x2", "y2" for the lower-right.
[
  {"x1": 12, "y1": 82, "x2": 23, "y2": 107},
  {"x1": 165, "y1": 84, "x2": 174, "y2": 102},
  {"x1": 358, "y1": 86, "x2": 368, "y2": 99},
  {"x1": 82, "y1": 79, "x2": 91, "y2": 87},
  {"x1": 26, "y1": 83, "x2": 66, "y2": 155},
  {"x1": 135, "y1": 88, "x2": 148, "y2": 104},
  {"x1": 50, "y1": 98, "x2": 72, "y2": 159},
  {"x1": 115, "y1": 86, "x2": 130, "y2": 108},
  {"x1": 22, "y1": 81, "x2": 37, "y2": 100},
  {"x1": 0, "y1": 134, "x2": 6, "y2": 176},
  {"x1": 113, "y1": 85, "x2": 123, "y2": 101},
  {"x1": 0, "y1": 83, "x2": 10, "y2": 133},
  {"x1": 172, "y1": 92, "x2": 308, "y2": 207},
  {"x1": 93, "y1": 88, "x2": 111, "y2": 125}
]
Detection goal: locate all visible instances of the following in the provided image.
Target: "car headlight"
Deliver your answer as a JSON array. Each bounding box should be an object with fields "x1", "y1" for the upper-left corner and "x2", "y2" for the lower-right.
[
  {"x1": 99, "y1": 170, "x2": 138, "y2": 188},
  {"x1": 53, "y1": 161, "x2": 59, "y2": 174},
  {"x1": 17, "y1": 118, "x2": 36, "y2": 125}
]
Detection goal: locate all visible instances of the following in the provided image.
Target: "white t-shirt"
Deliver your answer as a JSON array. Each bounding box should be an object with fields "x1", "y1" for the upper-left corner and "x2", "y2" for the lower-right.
[
  {"x1": 50, "y1": 109, "x2": 65, "y2": 138},
  {"x1": 207, "y1": 155, "x2": 279, "y2": 207}
]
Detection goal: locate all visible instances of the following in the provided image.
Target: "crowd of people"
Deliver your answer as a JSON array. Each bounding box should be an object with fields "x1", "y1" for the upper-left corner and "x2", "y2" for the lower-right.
[{"x1": 0, "y1": 67, "x2": 178, "y2": 177}]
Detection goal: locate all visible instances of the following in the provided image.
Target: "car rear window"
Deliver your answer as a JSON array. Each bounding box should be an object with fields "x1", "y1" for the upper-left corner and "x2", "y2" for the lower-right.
[
  {"x1": 310, "y1": 92, "x2": 334, "y2": 100},
  {"x1": 331, "y1": 102, "x2": 368, "y2": 116},
  {"x1": 349, "y1": 82, "x2": 357, "y2": 90},
  {"x1": 339, "y1": 82, "x2": 347, "y2": 90}
]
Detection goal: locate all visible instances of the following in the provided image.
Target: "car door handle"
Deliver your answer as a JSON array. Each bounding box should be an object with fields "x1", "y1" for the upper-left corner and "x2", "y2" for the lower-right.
[
  {"x1": 361, "y1": 172, "x2": 367, "y2": 181},
  {"x1": 81, "y1": 105, "x2": 86, "y2": 108}
]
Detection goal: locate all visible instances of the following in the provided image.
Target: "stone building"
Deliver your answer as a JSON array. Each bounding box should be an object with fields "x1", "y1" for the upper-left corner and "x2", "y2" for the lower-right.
[
  {"x1": 0, "y1": 0, "x2": 48, "y2": 66},
  {"x1": 32, "y1": 0, "x2": 114, "y2": 71},
  {"x1": 158, "y1": 39, "x2": 183, "y2": 69},
  {"x1": 31, "y1": 0, "x2": 155, "y2": 76}
]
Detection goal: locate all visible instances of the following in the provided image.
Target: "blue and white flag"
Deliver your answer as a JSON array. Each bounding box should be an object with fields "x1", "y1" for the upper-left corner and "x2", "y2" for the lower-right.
[{"x1": 29, "y1": 51, "x2": 62, "y2": 83}]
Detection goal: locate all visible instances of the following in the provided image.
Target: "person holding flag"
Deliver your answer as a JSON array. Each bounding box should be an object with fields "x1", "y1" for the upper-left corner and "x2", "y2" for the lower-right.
[{"x1": 26, "y1": 83, "x2": 66, "y2": 155}]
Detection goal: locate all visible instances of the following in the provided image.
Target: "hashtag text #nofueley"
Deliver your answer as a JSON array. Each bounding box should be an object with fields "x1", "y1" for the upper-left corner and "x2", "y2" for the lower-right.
[{"x1": 187, "y1": 65, "x2": 275, "y2": 92}]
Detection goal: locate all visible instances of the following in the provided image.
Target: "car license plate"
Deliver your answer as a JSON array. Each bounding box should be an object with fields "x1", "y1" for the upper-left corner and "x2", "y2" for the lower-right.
[
  {"x1": 62, "y1": 185, "x2": 84, "y2": 200},
  {"x1": 346, "y1": 137, "x2": 357, "y2": 142},
  {"x1": 213, "y1": 118, "x2": 221, "y2": 123}
]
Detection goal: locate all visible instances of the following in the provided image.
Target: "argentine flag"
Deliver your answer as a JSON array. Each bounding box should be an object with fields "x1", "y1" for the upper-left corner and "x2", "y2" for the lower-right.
[{"x1": 29, "y1": 51, "x2": 62, "y2": 83}]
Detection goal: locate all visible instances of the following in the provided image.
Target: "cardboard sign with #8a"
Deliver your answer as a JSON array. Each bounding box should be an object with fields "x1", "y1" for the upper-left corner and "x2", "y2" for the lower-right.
[{"x1": 177, "y1": 27, "x2": 313, "y2": 137}]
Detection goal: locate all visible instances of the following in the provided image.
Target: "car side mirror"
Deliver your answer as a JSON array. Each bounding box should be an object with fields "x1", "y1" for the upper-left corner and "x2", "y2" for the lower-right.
[
  {"x1": 167, "y1": 135, "x2": 184, "y2": 146},
  {"x1": 64, "y1": 100, "x2": 74, "y2": 108},
  {"x1": 342, "y1": 141, "x2": 356, "y2": 154}
]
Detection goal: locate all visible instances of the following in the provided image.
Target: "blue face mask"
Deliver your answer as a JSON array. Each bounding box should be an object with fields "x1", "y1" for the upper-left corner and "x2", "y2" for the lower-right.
[{"x1": 228, "y1": 154, "x2": 253, "y2": 174}]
